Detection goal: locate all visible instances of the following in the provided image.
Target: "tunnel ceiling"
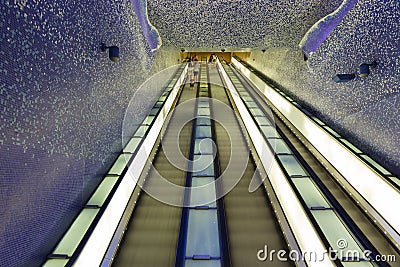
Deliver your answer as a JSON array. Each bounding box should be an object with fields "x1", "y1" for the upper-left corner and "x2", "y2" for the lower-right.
[{"x1": 147, "y1": 0, "x2": 342, "y2": 50}]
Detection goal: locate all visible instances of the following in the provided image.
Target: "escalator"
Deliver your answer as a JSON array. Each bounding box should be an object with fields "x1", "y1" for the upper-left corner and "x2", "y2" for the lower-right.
[
  {"x1": 111, "y1": 57, "x2": 399, "y2": 267},
  {"x1": 208, "y1": 65, "x2": 293, "y2": 267},
  {"x1": 111, "y1": 61, "x2": 293, "y2": 267},
  {"x1": 112, "y1": 69, "x2": 198, "y2": 266},
  {"x1": 224, "y1": 60, "x2": 400, "y2": 266}
]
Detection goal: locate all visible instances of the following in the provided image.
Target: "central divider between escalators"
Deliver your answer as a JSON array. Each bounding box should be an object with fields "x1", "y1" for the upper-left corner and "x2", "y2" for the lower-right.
[{"x1": 175, "y1": 61, "x2": 231, "y2": 267}]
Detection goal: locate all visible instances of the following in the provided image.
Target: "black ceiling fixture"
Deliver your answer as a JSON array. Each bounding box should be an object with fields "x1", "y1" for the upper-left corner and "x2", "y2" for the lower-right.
[{"x1": 101, "y1": 43, "x2": 119, "y2": 62}]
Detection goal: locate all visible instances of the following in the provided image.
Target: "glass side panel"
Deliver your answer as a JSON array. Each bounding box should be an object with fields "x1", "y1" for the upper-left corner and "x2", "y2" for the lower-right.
[
  {"x1": 311, "y1": 210, "x2": 367, "y2": 255},
  {"x1": 260, "y1": 125, "x2": 280, "y2": 138},
  {"x1": 254, "y1": 116, "x2": 271, "y2": 126},
  {"x1": 269, "y1": 138, "x2": 291, "y2": 154},
  {"x1": 87, "y1": 176, "x2": 119, "y2": 206},
  {"x1": 360, "y1": 155, "x2": 391, "y2": 175},
  {"x1": 158, "y1": 95, "x2": 167, "y2": 102},
  {"x1": 277, "y1": 155, "x2": 308, "y2": 177},
  {"x1": 53, "y1": 209, "x2": 99, "y2": 255},
  {"x1": 388, "y1": 176, "x2": 400, "y2": 188},
  {"x1": 185, "y1": 260, "x2": 220, "y2": 267},
  {"x1": 153, "y1": 102, "x2": 162, "y2": 108},
  {"x1": 323, "y1": 126, "x2": 341, "y2": 138},
  {"x1": 43, "y1": 259, "x2": 70, "y2": 267},
  {"x1": 193, "y1": 154, "x2": 214, "y2": 176},
  {"x1": 190, "y1": 177, "x2": 217, "y2": 207},
  {"x1": 124, "y1": 138, "x2": 141, "y2": 153},
  {"x1": 197, "y1": 108, "x2": 211, "y2": 116},
  {"x1": 185, "y1": 210, "x2": 220, "y2": 257},
  {"x1": 149, "y1": 107, "x2": 159, "y2": 116},
  {"x1": 292, "y1": 102, "x2": 301, "y2": 108},
  {"x1": 133, "y1": 125, "x2": 149, "y2": 137},
  {"x1": 143, "y1": 115, "x2": 155, "y2": 125},
  {"x1": 292, "y1": 178, "x2": 330, "y2": 208},
  {"x1": 340, "y1": 139, "x2": 363, "y2": 154},
  {"x1": 311, "y1": 117, "x2": 325, "y2": 126},
  {"x1": 108, "y1": 154, "x2": 131, "y2": 175},
  {"x1": 194, "y1": 139, "x2": 214, "y2": 155},
  {"x1": 196, "y1": 126, "x2": 212, "y2": 138}
]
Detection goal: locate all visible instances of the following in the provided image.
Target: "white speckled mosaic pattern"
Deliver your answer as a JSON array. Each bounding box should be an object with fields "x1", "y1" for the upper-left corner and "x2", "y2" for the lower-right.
[
  {"x1": 246, "y1": 1, "x2": 399, "y2": 175},
  {"x1": 147, "y1": 0, "x2": 342, "y2": 49},
  {"x1": 1, "y1": 0, "x2": 399, "y2": 265},
  {"x1": 0, "y1": 1, "x2": 178, "y2": 266}
]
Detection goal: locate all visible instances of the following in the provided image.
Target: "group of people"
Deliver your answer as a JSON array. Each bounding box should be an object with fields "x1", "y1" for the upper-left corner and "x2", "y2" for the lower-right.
[{"x1": 186, "y1": 53, "x2": 218, "y2": 90}]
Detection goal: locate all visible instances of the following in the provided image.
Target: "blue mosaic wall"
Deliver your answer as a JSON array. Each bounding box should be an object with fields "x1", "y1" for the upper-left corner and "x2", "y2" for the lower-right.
[
  {"x1": 246, "y1": 1, "x2": 400, "y2": 175},
  {"x1": 1, "y1": 0, "x2": 398, "y2": 265},
  {"x1": 0, "y1": 1, "x2": 178, "y2": 266}
]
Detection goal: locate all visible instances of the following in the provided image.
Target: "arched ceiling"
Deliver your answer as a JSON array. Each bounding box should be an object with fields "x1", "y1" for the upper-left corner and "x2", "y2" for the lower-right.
[{"x1": 147, "y1": 0, "x2": 342, "y2": 50}]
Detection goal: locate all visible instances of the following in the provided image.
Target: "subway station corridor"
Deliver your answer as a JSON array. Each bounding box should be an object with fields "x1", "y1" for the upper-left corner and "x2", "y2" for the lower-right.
[{"x1": 1, "y1": 1, "x2": 399, "y2": 266}]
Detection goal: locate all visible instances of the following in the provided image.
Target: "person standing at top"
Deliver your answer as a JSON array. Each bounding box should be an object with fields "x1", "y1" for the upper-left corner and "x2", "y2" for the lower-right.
[
  {"x1": 193, "y1": 58, "x2": 200, "y2": 83},
  {"x1": 208, "y1": 53, "x2": 217, "y2": 66},
  {"x1": 187, "y1": 59, "x2": 195, "y2": 90}
]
